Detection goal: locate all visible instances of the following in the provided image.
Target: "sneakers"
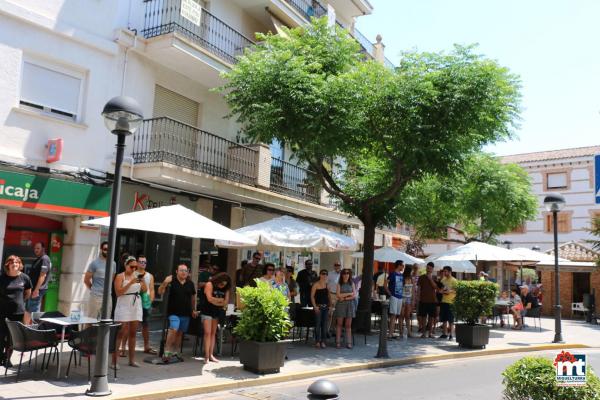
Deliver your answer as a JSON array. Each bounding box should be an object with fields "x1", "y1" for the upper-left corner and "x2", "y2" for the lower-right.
[
  {"x1": 448, "y1": 335, "x2": 453, "y2": 341},
  {"x1": 439, "y1": 334, "x2": 448, "y2": 339}
]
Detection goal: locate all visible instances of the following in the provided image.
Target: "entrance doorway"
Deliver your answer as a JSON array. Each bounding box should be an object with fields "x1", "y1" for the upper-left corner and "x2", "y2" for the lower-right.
[{"x1": 572, "y1": 272, "x2": 591, "y2": 303}]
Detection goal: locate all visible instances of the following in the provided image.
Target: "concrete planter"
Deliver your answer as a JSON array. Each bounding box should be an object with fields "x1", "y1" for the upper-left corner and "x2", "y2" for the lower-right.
[
  {"x1": 455, "y1": 323, "x2": 490, "y2": 349},
  {"x1": 238, "y1": 340, "x2": 287, "y2": 374}
]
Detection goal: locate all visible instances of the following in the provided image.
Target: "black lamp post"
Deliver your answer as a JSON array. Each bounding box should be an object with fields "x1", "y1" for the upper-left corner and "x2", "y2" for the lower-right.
[
  {"x1": 87, "y1": 96, "x2": 143, "y2": 396},
  {"x1": 543, "y1": 193, "x2": 566, "y2": 344}
]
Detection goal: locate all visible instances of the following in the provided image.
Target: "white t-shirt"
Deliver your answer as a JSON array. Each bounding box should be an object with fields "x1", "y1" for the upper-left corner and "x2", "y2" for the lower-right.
[{"x1": 328, "y1": 270, "x2": 341, "y2": 293}]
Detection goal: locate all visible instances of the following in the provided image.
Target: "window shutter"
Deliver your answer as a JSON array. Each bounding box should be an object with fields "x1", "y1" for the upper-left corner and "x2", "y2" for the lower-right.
[
  {"x1": 21, "y1": 61, "x2": 81, "y2": 116},
  {"x1": 152, "y1": 85, "x2": 199, "y2": 127}
]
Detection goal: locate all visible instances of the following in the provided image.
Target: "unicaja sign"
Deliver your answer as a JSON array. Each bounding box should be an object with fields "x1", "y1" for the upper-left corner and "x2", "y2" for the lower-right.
[
  {"x1": 0, "y1": 179, "x2": 39, "y2": 202},
  {"x1": 554, "y1": 351, "x2": 586, "y2": 386}
]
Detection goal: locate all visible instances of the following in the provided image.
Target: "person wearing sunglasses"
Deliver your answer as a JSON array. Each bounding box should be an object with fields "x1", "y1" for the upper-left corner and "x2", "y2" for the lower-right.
[
  {"x1": 241, "y1": 252, "x2": 263, "y2": 287},
  {"x1": 83, "y1": 241, "x2": 116, "y2": 320},
  {"x1": 259, "y1": 263, "x2": 276, "y2": 286},
  {"x1": 137, "y1": 255, "x2": 156, "y2": 354},
  {"x1": 311, "y1": 270, "x2": 331, "y2": 349}
]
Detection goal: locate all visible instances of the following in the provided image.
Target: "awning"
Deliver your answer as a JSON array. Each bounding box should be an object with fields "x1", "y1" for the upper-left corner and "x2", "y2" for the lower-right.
[{"x1": 351, "y1": 247, "x2": 423, "y2": 264}]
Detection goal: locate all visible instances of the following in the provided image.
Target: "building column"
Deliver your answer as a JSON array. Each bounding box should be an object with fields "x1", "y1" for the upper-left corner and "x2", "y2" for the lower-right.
[
  {"x1": 191, "y1": 198, "x2": 213, "y2": 284},
  {"x1": 59, "y1": 216, "x2": 101, "y2": 316},
  {"x1": 228, "y1": 206, "x2": 244, "y2": 290},
  {"x1": 0, "y1": 209, "x2": 7, "y2": 259}
]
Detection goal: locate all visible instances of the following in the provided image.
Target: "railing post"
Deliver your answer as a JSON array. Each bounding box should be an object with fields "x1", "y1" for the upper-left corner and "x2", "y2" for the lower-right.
[{"x1": 247, "y1": 143, "x2": 271, "y2": 188}]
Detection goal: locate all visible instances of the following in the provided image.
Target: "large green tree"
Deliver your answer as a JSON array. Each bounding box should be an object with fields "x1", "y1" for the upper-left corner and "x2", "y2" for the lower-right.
[
  {"x1": 221, "y1": 18, "x2": 521, "y2": 329},
  {"x1": 396, "y1": 153, "x2": 538, "y2": 244}
]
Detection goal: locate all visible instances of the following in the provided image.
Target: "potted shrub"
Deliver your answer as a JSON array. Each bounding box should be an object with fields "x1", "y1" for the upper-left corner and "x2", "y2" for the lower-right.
[
  {"x1": 453, "y1": 280, "x2": 498, "y2": 348},
  {"x1": 502, "y1": 355, "x2": 600, "y2": 399},
  {"x1": 234, "y1": 280, "x2": 292, "y2": 374}
]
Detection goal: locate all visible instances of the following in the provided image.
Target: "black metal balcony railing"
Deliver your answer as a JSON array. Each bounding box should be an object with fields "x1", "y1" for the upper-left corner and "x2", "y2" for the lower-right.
[
  {"x1": 270, "y1": 158, "x2": 320, "y2": 204},
  {"x1": 133, "y1": 117, "x2": 258, "y2": 186},
  {"x1": 142, "y1": 0, "x2": 254, "y2": 65},
  {"x1": 284, "y1": 0, "x2": 328, "y2": 21}
]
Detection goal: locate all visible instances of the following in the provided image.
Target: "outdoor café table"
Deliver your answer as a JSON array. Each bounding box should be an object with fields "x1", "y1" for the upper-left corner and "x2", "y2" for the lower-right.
[
  {"x1": 39, "y1": 316, "x2": 98, "y2": 379},
  {"x1": 494, "y1": 300, "x2": 513, "y2": 327}
]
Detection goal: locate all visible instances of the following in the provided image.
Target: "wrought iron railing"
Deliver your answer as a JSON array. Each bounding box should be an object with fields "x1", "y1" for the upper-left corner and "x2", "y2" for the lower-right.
[
  {"x1": 142, "y1": 0, "x2": 254, "y2": 65},
  {"x1": 270, "y1": 158, "x2": 320, "y2": 204},
  {"x1": 283, "y1": 0, "x2": 328, "y2": 21},
  {"x1": 132, "y1": 117, "x2": 258, "y2": 186}
]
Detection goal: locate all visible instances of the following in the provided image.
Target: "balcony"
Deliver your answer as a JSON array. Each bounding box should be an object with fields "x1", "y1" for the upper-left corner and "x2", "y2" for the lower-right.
[
  {"x1": 139, "y1": 0, "x2": 254, "y2": 85},
  {"x1": 283, "y1": 0, "x2": 327, "y2": 22},
  {"x1": 132, "y1": 117, "x2": 258, "y2": 186},
  {"x1": 270, "y1": 158, "x2": 321, "y2": 204}
]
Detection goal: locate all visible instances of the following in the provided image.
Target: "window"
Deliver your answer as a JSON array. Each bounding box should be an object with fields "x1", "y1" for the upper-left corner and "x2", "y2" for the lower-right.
[
  {"x1": 20, "y1": 59, "x2": 83, "y2": 122},
  {"x1": 270, "y1": 139, "x2": 284, "y2": 160},
  {"x1": 545, "y1": 213, "x2": 571, "y2": 233},
  {"x1": 547, "y1": 172, "x2": 568, "y2": 189}
]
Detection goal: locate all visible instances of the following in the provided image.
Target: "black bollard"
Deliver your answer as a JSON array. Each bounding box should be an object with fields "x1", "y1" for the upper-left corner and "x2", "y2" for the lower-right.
[
  {"x1": 307, "y1": 379, "x2": 339, "y2": 399},
  {"x1": 375, "y1": 300, "x2": 389, "y2": 358}
]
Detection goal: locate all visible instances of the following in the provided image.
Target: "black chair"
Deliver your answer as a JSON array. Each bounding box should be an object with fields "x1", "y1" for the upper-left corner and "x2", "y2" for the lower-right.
[
  {"x1": 525, "y1": 306, "x2": 542, "y2": 332},
  {"x1": 184, "y1": 317, "x2": 203, "y2": 357},
  {"x1": 65, "y1": 323, "x2": 120, "y2": 381},
  {"x1": 37, "y1": 311, "x2": 78, "y2": 340},
  {"x1": 292, "y1": 307, "x2": 315, "y2": 342},
  {"x1": 4, "y1": 320, "x2": 58, "y2": 381}
]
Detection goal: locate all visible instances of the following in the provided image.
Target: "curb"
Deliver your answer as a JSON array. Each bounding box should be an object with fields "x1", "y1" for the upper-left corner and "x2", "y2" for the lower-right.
[{"x1": 110, "y1": 343, "x2": 590, "y2": 400}]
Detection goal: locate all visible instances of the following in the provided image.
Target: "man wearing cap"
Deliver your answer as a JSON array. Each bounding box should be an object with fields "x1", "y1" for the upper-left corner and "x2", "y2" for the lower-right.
[
  {"x1": 296, "y1": 260, "x2": 317, "y2": 307},
  {"x1": 439, "y1": 266, "x2": 457, "y2": 340}
]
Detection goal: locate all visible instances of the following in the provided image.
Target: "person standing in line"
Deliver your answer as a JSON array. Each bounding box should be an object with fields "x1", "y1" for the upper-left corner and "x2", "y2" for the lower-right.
[
  {"x1": 384, "y1": 260, "x2": 404, "y2": 338},
  {"x1": 311, "y1": 269, "x2": 331, "y2": 349},
  {"x1": 273, "y1": 267, "x2": 290, "y2": 301},
  {"x1": 439, "y1": 266, "x2": 457, "y2": 340},
  {"x1": 158, "y1": 264, "x2": 198, "y2": 361},
  {"x1": 327, "y1": 261, "x2": 341, "y2": 334},
  {"x1": 296, "y1": 259, "x2": 317, "y2": 307},
  {"x1": 113, "y1": 257, "x2": 147, "y2": 368},
  {"x1": 235, "y1": 260, "x2": 247, "y2": 288},
  {"x1": 24, "y1": 242, "x2": 51, "y2": 325},
  {"x1": 241, "y1": 252, "x2": 263, "y2": 287},
  {"x1": 335, "y1": 269, "x2": 356, "y2": 349},
  {"x1": 285, "y1": 266, "x2": 298, "y2": 302},
  {"x1": 200, "y1": 272, "x2": 230, "y2": 363},
  {"x1": 0, "y1": 256, "x2": 32, "y2": 367},
  {"x1": 137, "y1": 255, "x2": 156, "y2": 354},
  {"x1": 417, "y1": 262, "x2": 437, "y2": 338},
  {"x1": 83, "y1": 241, "x2": 116, "y2": 320},
  {"x1": 373, "y1": 264, "x2": 387, "y2": 299},
  {"x1": 259, "y1": 263, "x2": 276, "y2": 285},
  {"x1": 401, "y1": 265, "x2": 415, "y2": 338}
]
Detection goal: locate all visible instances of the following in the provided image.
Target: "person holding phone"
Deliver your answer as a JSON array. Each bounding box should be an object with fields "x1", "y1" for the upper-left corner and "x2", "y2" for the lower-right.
[{"x1": 112, "y1": 256, "x2": 147, "y2": 368}]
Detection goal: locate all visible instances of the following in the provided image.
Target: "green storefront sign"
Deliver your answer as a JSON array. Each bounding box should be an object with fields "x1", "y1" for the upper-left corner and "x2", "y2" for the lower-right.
[{"x1": 0, "y1": 170, "x2": 111, "y2": 217}]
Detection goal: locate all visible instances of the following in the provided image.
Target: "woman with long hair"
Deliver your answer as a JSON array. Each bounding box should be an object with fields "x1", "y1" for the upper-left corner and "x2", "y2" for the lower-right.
[
  {"x1": 112, "y1": 256, "x2": 147, "y2": 368},
  {"x1": 401, "y1": 265, "x2": 415, "y2": 338},
  {"x1": 0, "y1": 256, "x2": 31, "y2": 367},
  {"x1": 335, "y1": 269, "x2": 356, "y2": 349},
  {"x1": 311, "y1": 269, "x2": 330, "y2": 349},
  {"x1": 201, "y1": 272, "x2": 231, "y2": 362}
]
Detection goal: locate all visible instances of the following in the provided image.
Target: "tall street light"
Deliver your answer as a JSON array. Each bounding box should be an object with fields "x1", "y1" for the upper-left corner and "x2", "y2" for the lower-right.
[
  {"x1": 543, "y1": 192, "x2": 566, "y2": 344},
  {"x1": 87, "y1": 96, "x2": 143, "y2": 396}
]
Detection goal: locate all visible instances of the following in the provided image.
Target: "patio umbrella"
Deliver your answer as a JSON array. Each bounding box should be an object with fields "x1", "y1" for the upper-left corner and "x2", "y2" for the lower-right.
[
  {"x1": 508, "y1": 247, "x2": 570, "y2": 287},
  {"x1": 349, "y1": 247, "x2": 424, "y2": 264},
  {"x1": 214, "y1": 215, "x2": 357, "y2": 252},
  {"x1": 421, "y1": 258, "x2": 476, "y2": 273},
  {"x1": 81, "y1": 204, "x2": 257, "y2": 245},
  {"x1": 427, "y1": 241, "x2": 536, "y2": 263}
]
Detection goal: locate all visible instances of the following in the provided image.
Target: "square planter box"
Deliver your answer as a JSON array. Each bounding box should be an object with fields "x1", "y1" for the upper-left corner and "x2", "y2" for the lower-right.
[
  {"x1": 239, "y1": 340, "x2": 287, "y2": 374},
  {"x1": 455, "y1": 324, "x2": 490, "y2": 349}
]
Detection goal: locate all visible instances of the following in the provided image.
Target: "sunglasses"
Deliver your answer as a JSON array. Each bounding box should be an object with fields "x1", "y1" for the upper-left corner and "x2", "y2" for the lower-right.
[
  {"x1": 129, "y1": 265, "x2": 138, "y2": 269},
  {"x1": 320, "y1": 272, "x2": 328, "y2": 276},
  {"x1": 178, "y1": 269, "x2": 189, "y2": 273},
  {"x1": 267, "y1": 268, "x2": 274, "y2": 272},
  {"x1": 342, "y1": 272, "x2": 350, "y2": 275},
  {"x1": 138, "y1": 261, "x2": 147, "y2": 264}
]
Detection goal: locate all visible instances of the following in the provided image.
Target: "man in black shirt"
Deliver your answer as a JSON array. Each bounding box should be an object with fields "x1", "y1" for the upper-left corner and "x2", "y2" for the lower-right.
[
  {"x1": 158, "y1": 264, "x2": 198, "y2": 360},
  {"x1": 24, "y1": 242, "x2": 51, "y2": 324},
  {"x1": 241, "y1": 252, "x2": 263, "y2": 287},
  {"x1": 296, "y1": 259, "x2": 317, "y2": 307},
  {"x1": 515, "y1": 286, "x2": 539, "y2": 329}
]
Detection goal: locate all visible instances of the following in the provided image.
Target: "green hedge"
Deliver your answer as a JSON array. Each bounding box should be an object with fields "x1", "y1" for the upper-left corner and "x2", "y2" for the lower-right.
[
  {"x1": 502, "y1": 356, "x2": 600, "y2": 399},
  {"x1": 454, "y1": 280, "x2": 498, "y2": 325}
]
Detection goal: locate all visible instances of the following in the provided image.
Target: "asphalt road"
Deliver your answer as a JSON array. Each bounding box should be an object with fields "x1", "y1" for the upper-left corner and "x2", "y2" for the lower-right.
[{"x1": 178, "y1": 349, "x2": 600, "y2": 400}]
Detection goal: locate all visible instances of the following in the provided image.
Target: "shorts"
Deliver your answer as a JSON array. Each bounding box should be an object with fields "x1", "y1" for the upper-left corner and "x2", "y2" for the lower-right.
[
  {"x1": 417, "y1": 302, "x2": 436, "y2": 318},
  {"x1": 389, "y1": 296, "x2": 403, "y2": 315},
  {"x1": 142, "y1": 308, "x2": 151, "y2": 325},
  {"x1": 439, "y1": 303, "x2": 454, "y2": 323},
  {"x1": 168, "y1": 315, "x2": 190, "y2": 332},
  {"x1": 87, "y1": 293, "x2": 112, "y2": 320},
  {"x1": 25, "y1": 289, "x2": 47, "y2": 313}
]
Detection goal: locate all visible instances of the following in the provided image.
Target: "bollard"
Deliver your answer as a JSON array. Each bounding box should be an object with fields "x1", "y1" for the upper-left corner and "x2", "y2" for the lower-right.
[
  {"x1": 307, "y1": 379, "x2": 339, "y2": 399},
  {"x1": 375, "y1": 300, "x2": 389, "y2": 358}
]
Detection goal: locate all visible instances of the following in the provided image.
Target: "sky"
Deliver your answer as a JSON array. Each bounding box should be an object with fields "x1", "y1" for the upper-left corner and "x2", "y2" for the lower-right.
[{"x1": 355, "y1": 0, "x2": 600, "y2": 156}]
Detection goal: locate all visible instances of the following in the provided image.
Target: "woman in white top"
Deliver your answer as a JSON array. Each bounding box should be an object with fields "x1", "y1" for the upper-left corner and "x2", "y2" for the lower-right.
[{"x1": 112, "y1": 256, "x2": 147, "y2": 368}]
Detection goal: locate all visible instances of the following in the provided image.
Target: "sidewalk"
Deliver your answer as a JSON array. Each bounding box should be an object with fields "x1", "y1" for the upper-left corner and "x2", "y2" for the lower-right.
[{"x1": 1, "y1": 317, "x2": 598, "y2": 400}]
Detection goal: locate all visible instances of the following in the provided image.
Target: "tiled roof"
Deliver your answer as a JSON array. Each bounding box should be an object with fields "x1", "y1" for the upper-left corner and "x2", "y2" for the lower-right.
[
  {"x1": 545, "y1": 241, "x2": 600, "y2": 262},
  {"x1": 501, "y1": 145, "x2": 600, "y2": 164}
]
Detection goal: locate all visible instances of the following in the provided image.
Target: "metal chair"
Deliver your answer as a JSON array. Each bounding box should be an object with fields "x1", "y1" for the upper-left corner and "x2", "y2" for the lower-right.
[
  {"x1": 65, "y1": 323, "x2": 120, "y2": 381},
  {"x1": 525, "y1": 306, "x2": 542, "y2": 332},
  {"x1": 4, "y1": 320, "x2": 58, "y2": 381},
  {"x1": 184, "y1": 317, "x2": 203, "y2": 357}
]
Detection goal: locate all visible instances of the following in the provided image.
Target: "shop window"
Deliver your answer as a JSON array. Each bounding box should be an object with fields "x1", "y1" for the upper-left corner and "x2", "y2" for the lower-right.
[
  {"x1": 20, "y1": 58, "x2": 84, "y2": 122},
  {"x1": 546, "y1": 172, "x2": 568, "y2": 190},
  {"x1": 545, "y1": 212, "x2": 571, "y2": 233}
]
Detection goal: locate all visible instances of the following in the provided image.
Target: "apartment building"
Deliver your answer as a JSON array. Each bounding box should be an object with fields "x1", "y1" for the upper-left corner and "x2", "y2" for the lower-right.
[{"x1": 0, "y1": 0, "x2": 401, "y2": 315}]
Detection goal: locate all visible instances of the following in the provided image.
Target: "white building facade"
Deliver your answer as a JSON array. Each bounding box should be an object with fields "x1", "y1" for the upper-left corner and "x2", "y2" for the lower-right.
[{"x1": 0, "y1": 0, "x2": 399, "y2": 316}]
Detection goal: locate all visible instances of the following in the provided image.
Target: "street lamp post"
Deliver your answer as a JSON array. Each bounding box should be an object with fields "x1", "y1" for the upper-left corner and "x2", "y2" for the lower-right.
[
  {"x1": 87, "y1": 96, "x2": 143, "y2": 396},
  {"x1": 543, "y1": 193, "x2": 566, "y2": 344}
]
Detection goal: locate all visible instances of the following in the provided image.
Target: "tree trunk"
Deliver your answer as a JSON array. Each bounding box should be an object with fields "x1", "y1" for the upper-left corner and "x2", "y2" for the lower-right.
[{"x1": 356, "y1": 215, "x2": 376, "y2": 333}]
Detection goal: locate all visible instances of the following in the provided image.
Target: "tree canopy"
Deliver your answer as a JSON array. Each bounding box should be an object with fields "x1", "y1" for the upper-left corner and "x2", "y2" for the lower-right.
[
  {"x1": 396, "y1": 153, "x2": 538, "y2": 243},
  {"x1": 220, "y1": 17, "x2": 522, "y2": 328}
]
